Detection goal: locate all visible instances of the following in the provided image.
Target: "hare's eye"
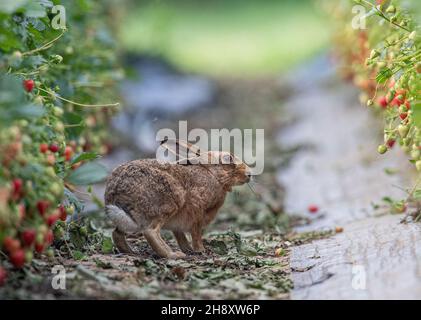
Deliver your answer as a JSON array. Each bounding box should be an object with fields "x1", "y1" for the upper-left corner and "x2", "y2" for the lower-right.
[{"x1": 222, "y1": 154, "x2": 233, "y2": 164}]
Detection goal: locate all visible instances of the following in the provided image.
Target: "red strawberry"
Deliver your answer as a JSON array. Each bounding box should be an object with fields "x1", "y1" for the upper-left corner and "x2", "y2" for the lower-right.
[
  {"x1": 35, "y1": 242, "x2": 44, "y2": 254},
  {"x1": 386, "y1": 139, "x2": 396, "y2": 148},
  {"x1": 0, "y1": 267, "x2": 6, "y2": 286},
  {"x1": 308, "y1": 205, "x2": 319, "y2": 213},
  {"x1": 45, "y1": 230, "x2": 54, "y2": 245},
  {"x1": 58, "y1": 205, "x2": 67, "y2": 221},
  {"x1": 39, "y1": 143, "x2": 49, "y2": 153},
  {"x1": 400, "y1": 113, "x2": 408, "y2": 120},
  {"x1": 404, "y1": 100, "x2": 411, "y2": 110},
  {"x1": 46, "y1": 213, "x2": 59, "y2": 227},
  {"x1": 10, "y1": 249, "x2": 25, "y2": 268},
  {"x1": 36, "y1": 200, "x2": 49, "y2": 216},
  {"x1": 64, "y1": 146, "x2": 73, "y2": 162},
  {"x1": 18, "y1": 203, "x2": 26, "y2": 221},
  {"x1": 378, "y1": 96, "x2": 388, "y2": 108},
  {"x1": 23, "y1": 79, "x2": 35, "y2": 92},
  {"x1": 12, "y1": 178, "x2": 22, "y2": 194},
  {"x1": 12, "y1": 178, "x2": 23, "y2": 199},
  {"x1": 49, "y1": 144, "x2": 59, "y2": 153},
  {"x1": 3, "y1": 236, "x2": 20, "y2": 253},
  {"x1": 391, "y1": 97, "x2": 403, "y2": 107},
  {"x1": 46, "y1": 154, "x2": 56, "y2": 166},
  {"x1": 395, "y1": 89, "x2": 407, "y2": 97},
  {"x1": 22, "y1": 229, "x2": 36, "y2": 247}
]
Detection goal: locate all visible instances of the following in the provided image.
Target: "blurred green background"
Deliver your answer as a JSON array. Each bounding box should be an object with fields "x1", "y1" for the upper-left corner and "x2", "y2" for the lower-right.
[{"x1": 119, "y1": 0, "x2": 330, "y2": 76}]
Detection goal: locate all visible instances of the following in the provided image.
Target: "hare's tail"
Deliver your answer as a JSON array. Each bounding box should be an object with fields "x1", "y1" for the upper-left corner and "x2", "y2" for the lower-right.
[{"x1": 105, "y1": 205, "x2": 138, "y2": 234}]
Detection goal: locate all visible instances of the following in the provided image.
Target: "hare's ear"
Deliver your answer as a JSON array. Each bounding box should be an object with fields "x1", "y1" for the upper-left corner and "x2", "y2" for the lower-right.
[
  {"x1": 160, "y1": 138, "x2": 201, "y2": 165},
  {"x1": 221, "y1": 152, "x2": 235, "y2": 164}
]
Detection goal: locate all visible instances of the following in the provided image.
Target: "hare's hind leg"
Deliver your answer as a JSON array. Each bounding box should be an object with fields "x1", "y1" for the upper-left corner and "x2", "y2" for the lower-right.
[
  {"x1": 112, "y1": 229, "x2": 135, "y2": 255},
  {"x1": 173, "y1": 231, "x2": 193, "y2": 253},
  {"x1": 144, "y1": 226, "x2": 186, "y2": 259}
]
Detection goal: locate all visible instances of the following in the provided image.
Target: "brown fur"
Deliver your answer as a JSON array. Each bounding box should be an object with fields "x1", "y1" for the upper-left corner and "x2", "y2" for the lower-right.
[{"x1": 104, "y1": 152, "x2": 251, "y2": 259}]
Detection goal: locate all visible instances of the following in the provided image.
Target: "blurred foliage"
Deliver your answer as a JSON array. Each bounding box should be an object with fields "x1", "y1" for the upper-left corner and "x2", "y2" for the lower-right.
[
  {"x1": 328, "y1": 0, "x2": 420, "y2": 215},
  {"x1": 119, "y1": 0, "x2": 330, "y2": 76},
  {"x1": 0, "y1": 0, "x2": 122, "y2": 275}
]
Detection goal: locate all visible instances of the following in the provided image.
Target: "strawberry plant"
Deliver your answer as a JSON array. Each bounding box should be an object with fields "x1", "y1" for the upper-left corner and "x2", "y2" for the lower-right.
[
  {"x1": 0, "y1": 0, "x2": 121, "y2": 284},
  {"x1": 328, "y1": 0, "x2": 421, "y2": 215}
]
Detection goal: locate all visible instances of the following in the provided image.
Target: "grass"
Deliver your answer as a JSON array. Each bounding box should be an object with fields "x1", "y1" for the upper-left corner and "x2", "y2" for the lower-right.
[{"x1": 119, "y1": 0, "x2": 331, "y2": 76}]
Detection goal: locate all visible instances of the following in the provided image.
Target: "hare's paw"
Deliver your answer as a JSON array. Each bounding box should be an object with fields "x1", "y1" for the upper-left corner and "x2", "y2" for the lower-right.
[
  {"x1": 112, "y1": 229, "x2": 136, "y2": 255},
  {"x1": 192, "y1": 243, "x2": 206, "y2": 253},
  {"x1": 168, "y1": 251, "x2": 186, "y2": 259}
]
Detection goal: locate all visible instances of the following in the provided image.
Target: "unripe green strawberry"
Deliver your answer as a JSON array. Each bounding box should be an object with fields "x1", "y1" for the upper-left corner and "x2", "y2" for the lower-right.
[
  {"x1": 403, "y1": 138, "x2": 411, "y2": 146},
  {"x1": 25, "y1": 250, "x2": 33, "y2": 263},
  {"x1": 66, "y1": 205, "x2": 75, "y2": 215},
  {"x1": 34, "y1": 96, "x2": 43, "y2": 105},
  {"x1": 38, "y1": 224, "x2": 48, "y2": 235},
  {"x1": 398, "y1": 125, "x2": 409, "y2": 138},
  {"x1": 411, "y1": 149, "x2": 420, "y2": 160},
  {"x1": 402, "y1": 146, "x2": 410, "y2": 153},
  {"x1": 54, "y1": 225, "x2": 65, "y2": 239},
  {"x1": 54, "y1": 122, "x2": 64, "y2": 133},
  {"x1": 45, "y1": 167, "x2": 56, "y2": 178},
  {"x1": 386, "y1": 5, "x2": 396, "y2": 13},
  {"x1": 80, "y1": 226, "x2": 88, "y2": 236},
  {"x1": 370, "y1": 49, "x2": 380, "y2": 59},
  {"x1": 409, "y1": 31, "x2": 416, "y2": 41},
  {"x1": 46, "y1": 248, "x2": 54, "y2": 258},
  {"x1": 50, "y1": 182, "x2": 63, "y2": 197},
  {"x1": 378, "y1": 145, "x2": 388, "y2": 154},
  {"x1": 53, "y1": 106, "x2": 63, "y2": 117},
  {"x1": 377, "y1": 61, "x2": 387, "y2": 69}
]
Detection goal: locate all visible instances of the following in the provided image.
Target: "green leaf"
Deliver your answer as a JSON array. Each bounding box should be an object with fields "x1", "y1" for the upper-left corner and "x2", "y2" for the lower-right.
[
  {"x1": 70, "y1": 152, "x2": 99, "y2": 165},
  {"x1": 376, "y1": 68, "x2": 393, "y2": 84},
  {"x1": 209, "y1": 240, "x2": 228, "y2": 255},
  {"x1": 412, "y1": 102, "x2": 421, "y2": 127},
  {"x1": 0, "y1": 0, "x2": 29, "y2": 13},
  {"x1": 63, "y1": 112, "x2": 85, "y2": 139},
  {"x1": 24, "y1": 0, "x2": 47, "y2": 18},
  {"x1": 72, "y1": 250, "x2": 86, "y2": 261},
  {"x1": 64, "y1": 188, "x2": 85, "y2": 213},
  {"x1": 413, "y1": 189, "x2": 421, "y2": 200},
  {"x1": 101, "y1": 237, "x2": 114, "y2": 254},
  {"x1": 66, "y1": 161, "x2": 108, "y2": 186},
  {"x1": 11, "y1": 103, "x2": 45, "y2": 119}
]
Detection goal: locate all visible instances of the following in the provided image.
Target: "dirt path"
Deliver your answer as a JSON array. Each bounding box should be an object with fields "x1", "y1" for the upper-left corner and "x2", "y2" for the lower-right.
[{"x1": 278, "y1": 57, "x2": 420, "y2": 299}]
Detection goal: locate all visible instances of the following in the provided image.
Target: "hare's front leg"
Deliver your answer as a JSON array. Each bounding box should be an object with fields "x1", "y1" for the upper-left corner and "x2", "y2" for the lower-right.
[
  {"x1": 112, "y1": 229, "x2": 135, "y2": 255},
  {"x1": 191, "y1": 226, "x2": 205, "y2": 253},
  {"x1": 173, "y1": 231, "x2": 193, "y2": 253},
  {"x1": 144, "y1": 224, "x2": 186, "y2": 259}
]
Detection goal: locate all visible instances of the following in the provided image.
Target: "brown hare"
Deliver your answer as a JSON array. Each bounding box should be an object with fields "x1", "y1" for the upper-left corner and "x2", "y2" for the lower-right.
[{"x1": 104, "y1": 139, "x2": 252, "y2": 259}]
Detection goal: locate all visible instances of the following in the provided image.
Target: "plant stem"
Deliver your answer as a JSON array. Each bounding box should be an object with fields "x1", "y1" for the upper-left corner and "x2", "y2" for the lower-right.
[
  {"x1": 38, "y1": 87, "x2": 119, "y2": 108},
  {"x1": 22, "y1": 31, "x2": 66, "y2": 56}
]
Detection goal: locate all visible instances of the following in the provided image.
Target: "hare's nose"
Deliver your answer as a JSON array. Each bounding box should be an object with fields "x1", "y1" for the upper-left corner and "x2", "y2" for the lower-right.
[{"x1": 245, "y1": 170, "x2": 253, "y2": 181}]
